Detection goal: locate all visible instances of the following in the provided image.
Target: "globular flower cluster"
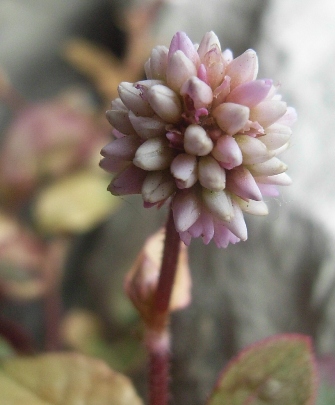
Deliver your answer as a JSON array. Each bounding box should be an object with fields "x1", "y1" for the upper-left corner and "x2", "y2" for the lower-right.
[{"x1": 100, "y1": 31, "x2": 296, "y2": 248}]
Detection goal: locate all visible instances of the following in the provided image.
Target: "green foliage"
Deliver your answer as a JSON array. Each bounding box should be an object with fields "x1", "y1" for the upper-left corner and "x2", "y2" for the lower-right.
[{"x1": 207, "y1": 334, "x2": 317, "y2": 405}]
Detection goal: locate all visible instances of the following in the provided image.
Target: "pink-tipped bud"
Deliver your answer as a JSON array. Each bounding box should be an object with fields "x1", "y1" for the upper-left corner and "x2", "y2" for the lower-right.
[
  {"x1": 108, "y1": 164, "x2": 146, "y2": 195},
  {"x1": 225, "y1": 49, "x2": 258, "y2": 89},
  {"x1": 211, "y1": 135, "x2": 243, "y2": 169},
  {"x1": 168, "y1": 31, "x2": 200, "y2": 67},
  {"x1": 147, "y1": 84, "x2": 182, "y2": 123},
  {"x1": 212, "y1": 102, "x2": 250, "y2": 135},
  {"x1": 180, "y1": 76, "x2": 213, "y2": 109},
  {"x1": 133, "y1": 137, "x2": 175, "y2": 171},
  {"x1": 184, "y1": 124, "x2": 213, "y2": 156},
  {"x1": 226, "y1": 79, "x2": 273, "y2": 107},
  {"x1": 226, "y1": 166, "x2": 262, "y2": 201}
]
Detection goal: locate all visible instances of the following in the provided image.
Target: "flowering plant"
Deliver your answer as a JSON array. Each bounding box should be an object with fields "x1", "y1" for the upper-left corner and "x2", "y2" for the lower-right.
[
  {"x1": 101, "y1": 31, "x2": 296, "y2": 248},
  {"x1": 98, "y1": 30, "x2": 320, "y2": 405}
]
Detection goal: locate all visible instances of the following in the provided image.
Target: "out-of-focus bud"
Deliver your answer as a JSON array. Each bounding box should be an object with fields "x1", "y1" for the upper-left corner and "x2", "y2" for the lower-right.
[{"x1": 124, "y1": 228, "x2": 191, "y2": 325}]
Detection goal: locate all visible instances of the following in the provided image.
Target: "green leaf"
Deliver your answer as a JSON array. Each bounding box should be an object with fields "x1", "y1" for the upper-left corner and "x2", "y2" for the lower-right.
[
  {"x1": 207, "y1": 334, "x2": 318, "y2": 405},
  {"x1": 34, "y1": 170, "x2": 120, "y2": 234},
  {"x1": 0, "y1": 352, "x2": 143, "y2": 404}
]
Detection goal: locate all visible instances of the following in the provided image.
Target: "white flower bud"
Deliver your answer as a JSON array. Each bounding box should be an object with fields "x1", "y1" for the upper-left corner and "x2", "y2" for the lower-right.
[
  {"x1": 128, "y1": 111, "x2": 166, "y2": 139},
  {"x1": 202, "y1": 188, "x2": 234, "y2": 222},
  {"x1": 255, "y1": 172, "x2": 292, "y2": 186},
  {"x1": 198, "y1": 156, "x2": 226, "y2": 191},
  {"x1": 184, "y1": 124, "x2": 213, "y2": 156},
  {"x1": 170, "y1": 153, "x2": 198, "y2": 189},
  {"x1": 172, "y1": 189, "x2": 201, "y2": 232},
  {"x1": 235, "y1": 197, "x2": 269, "y2": 215},
  {"x1": 142, "y1": 171, "x2": 175, "y2": 203},
  {"x1": 106, "y1": 109, "x2": 136, "y2": 135},
  {"x1": 235, "y1": 134, "x2": 273, "y2": 164},
  {"x1": 133, "y1": 137, "x2": 175, "y2": 171},
  {"x1": 118, "y1": 82, "x2": 154, "y2": 117},
  {"x1": 147, "y1": 84, "x2": 182, "y2": 123},
  {"x1": 145, "y1": 46, "x2": 169, "y2": 80},
  {"x1": 197, "y1": 31, "x2": 221, "y2": 60},
  {"x1": 212, "y1": 102, "x2": 250, "y2": 135},
  {"x1": 166, "y1": 50, "x2": 197, "y2": 92},
  {"x1": 250, "y1": 100, "x2": 287, "y2": 128},
  {"x1": 260, "y1": 124, "x2": 292, "y2": 150},
  {"x1": 247, "y1": 157, "x2": 288, "y2": 176}
]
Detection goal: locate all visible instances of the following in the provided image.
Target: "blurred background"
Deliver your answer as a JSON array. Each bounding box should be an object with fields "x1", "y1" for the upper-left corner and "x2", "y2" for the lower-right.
[{"x1": 1, "y1": 0, "x2": 335, "y2": 404}]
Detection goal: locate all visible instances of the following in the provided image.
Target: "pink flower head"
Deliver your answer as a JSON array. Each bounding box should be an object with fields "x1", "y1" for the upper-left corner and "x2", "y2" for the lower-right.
[{"x1": 100, "y1": 31, "x2": 296, "y2": 248}]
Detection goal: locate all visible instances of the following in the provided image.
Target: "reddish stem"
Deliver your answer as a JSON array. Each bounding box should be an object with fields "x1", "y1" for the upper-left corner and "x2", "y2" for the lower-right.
[
  {"x1": 146, "y1": 207, "x2": 181, "y2": 405},
  {"x1": 153, "y1": 208, "x2": 181, "y2": 314}
]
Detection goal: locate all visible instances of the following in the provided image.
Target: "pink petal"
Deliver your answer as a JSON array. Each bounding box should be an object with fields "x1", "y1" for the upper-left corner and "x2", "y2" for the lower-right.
[
  {"x1": 168, "y1": 31, "x2": 200, "y2": 67},
  {"x1": 211, "y1": 135, "x2": 243, "y2": 169},
  {"x1": 226, "y1": 79, "x2": 273, "y2": 107},
  {"x1": 100, "y1": 135, "x2": 141, "y2": 160},
  {"x1": 226, "y1": 166, "x2": 262, "y2": 201},
  {"x1": 108, "y1": 164, "x2": 146, "y2": 195},
  {"x1": 99, "y1": 156, "x2": 127, "y2": 173}
]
